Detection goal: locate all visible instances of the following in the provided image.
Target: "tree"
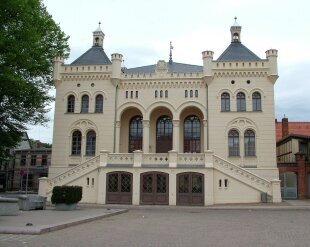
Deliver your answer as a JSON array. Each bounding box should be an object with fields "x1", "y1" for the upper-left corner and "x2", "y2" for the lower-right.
[{"x1": 0, "y1": 0, "x2": 69, "y2": 158}]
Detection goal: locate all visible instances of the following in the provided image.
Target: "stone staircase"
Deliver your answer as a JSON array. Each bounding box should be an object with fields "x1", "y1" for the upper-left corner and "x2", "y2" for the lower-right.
[
  {"x1": 213, "y1": 155, "x2": 272, "y2": 194},
  {"x1": 46, "y1": 155, "x2": 100, "y2": 195}
]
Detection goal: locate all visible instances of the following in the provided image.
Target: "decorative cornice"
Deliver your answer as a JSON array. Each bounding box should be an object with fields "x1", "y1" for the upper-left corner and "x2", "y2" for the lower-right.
[
  {"x1": 119, "y1": 80, "x2": 205, "y2": 90},
  {"x1": 62, "y1": 74, "x2": 111, "y2": 81},
  {"x1": 214, "y1": 71, "x2": 268, "y2": 78}
]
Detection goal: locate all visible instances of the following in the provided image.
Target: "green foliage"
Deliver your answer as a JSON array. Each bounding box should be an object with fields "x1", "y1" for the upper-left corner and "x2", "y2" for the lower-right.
[
  {"x1": 51, "y1": 186, "x2": 83, "y2": 205},
  {"x1": 0, "y1": 0, "x2": 69, "y2": 158}
]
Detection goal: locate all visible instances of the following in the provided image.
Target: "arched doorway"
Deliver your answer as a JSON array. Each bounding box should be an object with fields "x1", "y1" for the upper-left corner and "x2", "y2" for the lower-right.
[
  {"x1": 140, "y1": 172, "x2": 169, "y2": 205},
  {"x1": 177, "y1": 172, "x2": 204, "y2": 205},
  {"x1": 156, "y1": 115, "x2": 172, "y2": 153},
  {"x1": 106, "y1": 172, "x2": 132, "y2": 204}
]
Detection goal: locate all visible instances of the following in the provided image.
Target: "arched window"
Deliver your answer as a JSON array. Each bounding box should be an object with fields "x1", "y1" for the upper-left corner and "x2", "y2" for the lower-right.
[
  {"x1": 228, "y1": 129, "x2": 239, "y2": 156},
  {"x1": 67, "y1": 95, "x2": 75, "y2": 113},
  {"x1": 156, "y1": 115, "x2": 173, "y2": 153},
  {"x1": 237, "y1": 92, "x2": 246, "y2": 112},
  {"x1": 195, "y1": 90, "x2": 198, "y2": 97},
  {"x1": 221, "y1": 93, "x2": 230, "y2": 112},
  {"x1": 95, "y1": 94, "x2": 103, "y2": 113},
  {"x1": 252, "y1": 92, "x2": 261, "y2": 111},
  {"x1": 129, "y1": 116, "x2": 143, "y2": 153},
  {"x1": 160, "y1": 90, "x2": 163, "y2": 98},
  {"x1": 185, "y1": 90, "x2": 188, "y2": 98},
  {"x1": 184, "y1": 115, "x2": 201, "y2": 153},
  {"x1": 81, "y1": 95, "x2": 89, "y2": 113},
  {"x1": 165, "y1": 90, "x2": 168, "y2": 98},
  {"x1": 155, "y1": 90, "x2": 158, "y2": 98},
  {"x1": 72, "y1": 130, "x2": 81, "y2": 155},
  {"x1": 190, "y1": 90, "x2": 193, "y2": 97},
  {"x1": 86, "y1": 130, "x2": 96, "y2": 155},
  {"x1": 244, "y1": 129, "x2": 255, "y2": 156}
]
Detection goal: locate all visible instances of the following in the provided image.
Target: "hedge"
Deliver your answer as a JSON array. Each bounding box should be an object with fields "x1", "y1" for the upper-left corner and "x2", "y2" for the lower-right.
[{"x1": 51, "y1": 186, "x2": 82, "y2": 205}]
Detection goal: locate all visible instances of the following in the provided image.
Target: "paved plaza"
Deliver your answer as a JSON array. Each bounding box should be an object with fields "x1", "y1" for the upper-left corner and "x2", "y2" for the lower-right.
[{"x1": 1, "y1": 202, "x2": 310, "y2": 247}]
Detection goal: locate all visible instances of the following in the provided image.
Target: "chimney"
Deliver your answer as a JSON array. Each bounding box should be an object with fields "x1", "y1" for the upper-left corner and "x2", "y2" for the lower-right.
[{"x1": 282, "y1": 117, "x2": 289, "y2": 138}]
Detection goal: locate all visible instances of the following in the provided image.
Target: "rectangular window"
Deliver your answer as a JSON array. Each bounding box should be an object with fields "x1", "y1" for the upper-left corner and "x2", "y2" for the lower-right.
[
  {"x1": 185, "y1": 90, "x2": 188, "y2": 98},
  {"x1": 42, "y1": 155, "x2": 48, "y2": 166},
  {"x1": 195, "y1": 90, "x2": 198, "y2": 97},
  {"x1": 135, "y1": 91, "x2": 138, "y2": 98},
  {"x1": 130, "y1": 91, "x2": 133, "y2": 98},
  {"x1": 20, "y1": 155, "x2": 26, "y2": 166},
  {"x1": 31, "y1": 155, "x2": 36, "y2": 166},
  {"x1": 126, "y1": 91, "x2": 128, "y2": 98}
]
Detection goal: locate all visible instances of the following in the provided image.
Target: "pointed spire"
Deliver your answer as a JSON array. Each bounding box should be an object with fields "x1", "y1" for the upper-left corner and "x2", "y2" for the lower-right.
[{"x1": 169, "y1": 41, "x2": 173, "y2": 64}]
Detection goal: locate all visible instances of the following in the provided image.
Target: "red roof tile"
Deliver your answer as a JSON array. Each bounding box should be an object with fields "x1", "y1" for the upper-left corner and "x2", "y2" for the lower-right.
[{"x1": 276, "y1": 121, "x2": 310, "y2": 141}]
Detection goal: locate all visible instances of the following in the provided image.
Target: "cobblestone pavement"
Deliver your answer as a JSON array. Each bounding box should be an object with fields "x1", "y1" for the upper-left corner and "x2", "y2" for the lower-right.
[{"x1": 1, "y1": 207, "x2": 310, "y2": 247}]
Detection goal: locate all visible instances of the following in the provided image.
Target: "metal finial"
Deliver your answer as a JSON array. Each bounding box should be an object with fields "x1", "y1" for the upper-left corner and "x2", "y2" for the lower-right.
[
  {"x1": 169, "y1": 41, "x2": 173, "y2": 64},
  {"x1": 234, "y1": 16, "x2": 237, "y2": 22},
  {"x1": 99, "y1": 21, "x2": 101, "y2": 27}
]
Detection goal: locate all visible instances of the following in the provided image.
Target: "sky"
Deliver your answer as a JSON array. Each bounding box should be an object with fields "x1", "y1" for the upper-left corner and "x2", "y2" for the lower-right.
[{"x1": 27, "y1": 0, "x2": 310, "y2": 143}]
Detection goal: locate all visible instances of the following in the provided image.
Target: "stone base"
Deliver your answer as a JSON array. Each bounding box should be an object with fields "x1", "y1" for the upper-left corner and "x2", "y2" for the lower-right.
[{"x1": 55, "y1": 203, "x2": 78, "y2": 211}]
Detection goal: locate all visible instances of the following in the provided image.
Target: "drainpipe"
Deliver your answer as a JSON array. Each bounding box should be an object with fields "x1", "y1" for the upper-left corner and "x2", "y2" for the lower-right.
[
  {"x1": 206, "y1": 84, "x2": 209, "y2": 150},
  {"x1": 113, "y1": 85, "x2": 118, "y2": 153}
]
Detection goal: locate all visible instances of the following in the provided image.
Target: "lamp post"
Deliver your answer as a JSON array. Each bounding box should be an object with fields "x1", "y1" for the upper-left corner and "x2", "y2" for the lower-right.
[{"x1": 25, "y1": 151, "x2": 30, "y2": 194}]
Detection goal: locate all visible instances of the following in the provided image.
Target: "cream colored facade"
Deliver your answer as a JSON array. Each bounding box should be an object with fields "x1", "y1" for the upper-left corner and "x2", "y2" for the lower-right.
[{"x1": 39, "y1": 21, "x2": 281, "y2": 205}]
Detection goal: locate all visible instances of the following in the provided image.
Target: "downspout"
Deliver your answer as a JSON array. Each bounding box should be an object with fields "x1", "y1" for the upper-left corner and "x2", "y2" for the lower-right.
[
  {"x1": 206, "y1": 83, "x2": 209, "y2": 150},
  {"x1": 113, "y1": 84, "x2": 118, "y2": 153}
]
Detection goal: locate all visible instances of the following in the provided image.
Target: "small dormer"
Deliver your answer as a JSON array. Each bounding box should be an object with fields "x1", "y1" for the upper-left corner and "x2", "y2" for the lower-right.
[
  {"x1": 230, "y1": 17, "x2": 241, "y2": 43},
  {"x1": 93, "y1": 22, "x2": 105, "y2": 47}
]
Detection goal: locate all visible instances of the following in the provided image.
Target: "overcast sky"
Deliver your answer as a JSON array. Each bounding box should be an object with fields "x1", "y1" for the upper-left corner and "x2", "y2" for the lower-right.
[{"x1": 27, "y1": 0, "x2": 310, "y2": 143}]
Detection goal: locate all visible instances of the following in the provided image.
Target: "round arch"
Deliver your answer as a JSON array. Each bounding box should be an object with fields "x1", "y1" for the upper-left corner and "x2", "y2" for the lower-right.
[{"x1": 117, "y1": 102, "x2": 146, "y2": 121}]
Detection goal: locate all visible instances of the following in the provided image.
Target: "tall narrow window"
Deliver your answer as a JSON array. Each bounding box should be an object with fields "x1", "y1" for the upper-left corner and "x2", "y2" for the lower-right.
[
  {"x1": 67, "y1": 95, "x2": 75, "y2": 113},
  {"x1": 86, "y1": 130, "x2": 96, "y2": 155},
  {"x1": 244, "y1": 129, "x2": 255, "y2": 156},
  {"x1": 95, "y1": 94, "x2": 103, "y2": 113},
  {"x1": 72, "y1": 130, "x2": 82, "y2": 155},
  {"x1": 228, "y1": 129, "x2": 239, "y2": 156},
  {"x1": 237, "y1": 92, "x2": 246, "y2": 112},
  {"x1": 81, "y1": 95, "x2": 89, "y2": 113},
  {"x1": 195, "y1": 90, "x2": 198, "y2": 97},
  {"x1": 155, "y1": 90, "x2": 158, "y2": 98},
  {"x1": 31, "y1": 155, "x2": 36, "y2": 166},
  {"x1": 126, "y1": 91, "x2": 128, "y2": 98},
  {"x1": 221, "y1": 93, "x2": 230, "y2": 112},
  {"x1": 129, "y1": 116, "x2": 143, "y2": 152},
  {"x1": 42, "y1": 155, "x2": 48, "y2": 166},
  {"x1": 156, "y1": 116, "x2": 173, "y2": 153},
  {"x1": 135, "y1": 91, "x2": 138, "y2": 98},
  {"x1": 252, "y1": 92, "x2": 261, "y2": 111},
  {"x1": 165, "y1": 90, "x2": 168, "y2": 98},
  {"x1": 184, "y1": 115, "x2": 201, "y2": 153},
  {"x1": 190, "y1": 90, "x2": 193, "y2": 97},
  {"x1": 160, "y1": 90, "x2": 163, "y2": 98},
  {"x1": 185, "y1": 90, "x2": 188, "y2": 98}
]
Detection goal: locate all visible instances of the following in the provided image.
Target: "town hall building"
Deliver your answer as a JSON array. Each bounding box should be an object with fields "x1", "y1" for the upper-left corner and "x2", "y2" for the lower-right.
[{"x1": 39, "y1": 19, "x2": 281, "y2": 205}]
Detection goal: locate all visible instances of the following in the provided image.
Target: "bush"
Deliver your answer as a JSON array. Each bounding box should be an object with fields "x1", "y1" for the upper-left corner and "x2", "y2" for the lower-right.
[{"x1": 51, "y1": 186, "x2": 82, "y2": 205}]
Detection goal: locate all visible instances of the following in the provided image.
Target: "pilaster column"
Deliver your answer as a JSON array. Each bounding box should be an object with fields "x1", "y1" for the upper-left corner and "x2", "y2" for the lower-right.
[
  {"x1": 115, "y1": 121, "x2": 121, "y2": 153},
  {"x1": 142, "y1": 120, "x2": 150, "y2": 153},
  {"x1": 203, "y1": 119, "x2": 208, "y2": 152},
  {"x1": 172, "y1": 120, "x2": 179, "y2": 152}
]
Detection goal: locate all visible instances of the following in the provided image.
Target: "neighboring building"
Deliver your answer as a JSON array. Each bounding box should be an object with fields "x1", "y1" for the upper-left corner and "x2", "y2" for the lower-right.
[
  {"x1": 0, "y1": 133, "x2": 31, "y2": 191},
  {"x1": 0, "y1": 134, "x2": 51, "y2": 192},
  {"x1": 12, "y1": 141, "x2": 51, "y2": 192},
  {"x1": 39, "y1": 19, "x2": 282, "y2": 205},
  {"x1": 275, "y1": 117, "x2": 310, "y2": 141},
  {"x1": 276, "y1": 117, "x2": 310, "y2": 199}
]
